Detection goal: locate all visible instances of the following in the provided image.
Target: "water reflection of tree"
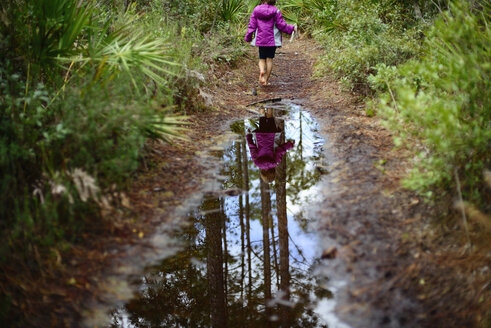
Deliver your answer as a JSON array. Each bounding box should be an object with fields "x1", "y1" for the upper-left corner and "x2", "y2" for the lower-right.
[
  {"x1": 275, "y1": 118, "x2": 292, "y2": 327},
  {"x1": 285, "y1": 110, "x2": 322, "y2": 206},
  {"x1": 119, "y1": 222, "x2": 210, "y2": 327},
  {"x1": 260, "y1": 178, "x2": 272, "y2": 318},
  {"x1": 115, "y1": 119, "x2": 327, "y2": 328}
]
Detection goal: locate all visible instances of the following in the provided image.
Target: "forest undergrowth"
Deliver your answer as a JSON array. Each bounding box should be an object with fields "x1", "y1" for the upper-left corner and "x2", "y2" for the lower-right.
[
  {"x1": 0, "y1": 0, "x2": 250, "y2": 324},
  {"x1": 303, "y1": 0, "x2": 490, "y2": 326}
]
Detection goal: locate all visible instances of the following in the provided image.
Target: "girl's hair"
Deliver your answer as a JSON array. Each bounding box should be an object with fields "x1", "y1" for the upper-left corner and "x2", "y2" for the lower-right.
[
  {"x1": 260, "y1": 168, "x2": 276, "y2": 183},
  {"x1": 261, "y1": 0, "x2": 276, "y2": 5}
]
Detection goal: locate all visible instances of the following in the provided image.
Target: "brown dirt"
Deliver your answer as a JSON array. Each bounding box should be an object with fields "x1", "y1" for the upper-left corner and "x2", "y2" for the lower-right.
[{"x1": 5, "y1": 38, "x2": 489, "y2": 328}]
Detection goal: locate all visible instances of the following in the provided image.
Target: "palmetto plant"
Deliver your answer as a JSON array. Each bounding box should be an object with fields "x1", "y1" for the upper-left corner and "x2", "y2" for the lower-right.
[
  {"x1": 144, "y1": 114, "x2": 190, "y2": 143},
  {"x1": 220, "y1": 0, "x2": 245, "y2": 22},
  {"x1": 25, "y1": 0, "x2": 94, "y2": 70},
  {"x1": 281, "y1": 0, "x2": 338, "y2": 31},
  {"x1": 66, "y1": 33, "x2": 179, "y2": 90},
  {"x1": 25, "y1": 0, "x2": 185, "y2": 138},
  {"x1": 247, "y1": 0, "x2": 261, "y2": 13},
  {"x1": 44, "y1": 7, "x2": 179, "y2": 93}
]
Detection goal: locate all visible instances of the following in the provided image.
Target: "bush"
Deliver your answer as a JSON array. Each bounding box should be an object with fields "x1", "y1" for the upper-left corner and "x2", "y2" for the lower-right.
[
  {"x1": 281, "y1": 0, "x2": 338, "y2": 33},
  {"x1": 374, "y1": 1, "x2": 490, "y2": 202},
  {"x1": 0, "y1": 0, "x2": 253, "y2": 260},
  {"x1": 313, "y1": 0, "x2": 423, "y2": 92},
  {"x1": 0, "y1": 0, "x2": 205, "y2": 258}
]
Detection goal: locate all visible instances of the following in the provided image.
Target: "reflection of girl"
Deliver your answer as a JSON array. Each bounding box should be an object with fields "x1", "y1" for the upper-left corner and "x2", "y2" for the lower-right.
[{"x1": 247, "y1": 108, "x2": 295, "y2": 183}]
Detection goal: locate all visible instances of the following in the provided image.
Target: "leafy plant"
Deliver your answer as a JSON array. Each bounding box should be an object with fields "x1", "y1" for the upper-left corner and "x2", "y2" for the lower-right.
[
  {"x1": 313, "y1": 0, "x2": 422, "y2": 92},
  {"x1": 0, "y1": 0, "x2": 197, "y2": 255},
  {"x1": 281, "y1": 0, "x2": 337, "y2": 31},
  {"x1": 376, "y1": 1, "x2": 490, "y2": 201},
  {"x1": 220, "y1": 0, "x2": 245, "y2": 22}
]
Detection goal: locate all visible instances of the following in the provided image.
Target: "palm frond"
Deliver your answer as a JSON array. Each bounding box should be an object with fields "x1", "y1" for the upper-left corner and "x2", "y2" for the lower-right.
[
  {"x1": 221, "y1": 0, "x2": 245, "y2": 22},
  {"x1": 144, "y1": 114, "x2": 190, "y2": 143}
]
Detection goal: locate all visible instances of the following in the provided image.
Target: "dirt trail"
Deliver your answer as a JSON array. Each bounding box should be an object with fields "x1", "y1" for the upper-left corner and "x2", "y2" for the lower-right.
[
  {"x1": 119, "y1": 38, "x2": 431, "y2": 327},
  {"x1": 190, "y1": 38, "x2": 480, "y2": 327},
  {"x1": 231, "y1": 39, "x2": 428, "y2": 327},
  {"x1": 14, "y1": 38, "x2": 487, "y2": 327}
]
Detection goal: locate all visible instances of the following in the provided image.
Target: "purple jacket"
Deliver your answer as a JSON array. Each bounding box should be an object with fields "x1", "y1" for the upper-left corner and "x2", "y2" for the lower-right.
[
  {"x1": 244, "y1": 4, "x2": 295, "y2": 47},
  {"x1": 247, "y1": 132, "x2": 294, "y2": 170}
]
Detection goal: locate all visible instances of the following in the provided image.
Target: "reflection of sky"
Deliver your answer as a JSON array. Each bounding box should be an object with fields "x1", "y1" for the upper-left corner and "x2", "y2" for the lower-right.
[
  {"x1": 114, "y1": 104, "x2": 340, "y2": 328},
  {"x1": 223, "y1": 104, "x2": 324, "y2": 305}
]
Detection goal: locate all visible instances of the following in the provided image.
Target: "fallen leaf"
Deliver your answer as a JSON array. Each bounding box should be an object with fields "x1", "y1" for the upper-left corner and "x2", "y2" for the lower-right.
[{"x1": 321, "y1": 247, "x2": 338, "y2": 259}]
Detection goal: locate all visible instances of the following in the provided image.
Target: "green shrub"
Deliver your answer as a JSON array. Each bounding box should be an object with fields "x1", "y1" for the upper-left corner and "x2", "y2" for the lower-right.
[
  {"x1": 375, "y1": 1, "x2": 490, "y2": 201},
  {"x1": 313, "y1": 0, "x2": 423, "y2": 92},
  {"x1": 281, "y1": 0, "x2": 338, "y2": 32},
  {"x1": 0, "y1": 0, "x2": 199, "y2": 256},
  {"x1": 0, "y1": 68, "x2": 102, "y2": 251}
]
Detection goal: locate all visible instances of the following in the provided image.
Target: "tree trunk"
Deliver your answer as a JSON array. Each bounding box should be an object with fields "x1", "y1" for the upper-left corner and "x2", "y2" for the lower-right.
[
  {"x1": 242, "y1": 137, "x2": 252, "y2": 303},
  {"x1": 237, "y1": 142, "x2": 245, "y2": 304},
  {"x1": 275, "y1": 119, "x2": 291, "y2": 327},
  {"x1": 205, "y1": 198, "x2": 227, "y2": 328},
  {"x1": 260, "y1": 179, "x2": 272, "y2": 317},
  {"x1": 271, "y1": 213, "x2": 280, "y2": 289},
  {"x1": 221, "y1": 198, "x2": 228, "y2": 311}
]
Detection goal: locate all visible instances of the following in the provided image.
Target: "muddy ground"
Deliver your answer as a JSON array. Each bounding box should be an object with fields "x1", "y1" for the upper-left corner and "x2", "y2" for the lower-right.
[{"x1": 7, "y1": 39, "x2": 489, "y2": 327}]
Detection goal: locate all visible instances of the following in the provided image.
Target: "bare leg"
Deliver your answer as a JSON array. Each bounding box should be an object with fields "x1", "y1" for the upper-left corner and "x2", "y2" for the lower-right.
[
  {"x1": 259, "y1": 59, "x2": 266, "y2": 85},
  {"x1": 265, "y1": 58, "x2": 273, "y2": 85}
]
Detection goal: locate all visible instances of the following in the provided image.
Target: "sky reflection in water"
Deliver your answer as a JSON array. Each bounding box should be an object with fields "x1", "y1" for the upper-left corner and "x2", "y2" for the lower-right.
[{"x1": 111, "y1": 104, "x2": 334, "y2": 328}]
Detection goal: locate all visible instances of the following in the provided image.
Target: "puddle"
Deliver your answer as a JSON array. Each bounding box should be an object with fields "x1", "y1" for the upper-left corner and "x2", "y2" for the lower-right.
[{"x1": 108, "y1": 103, "x2": 350, "y2": 327}]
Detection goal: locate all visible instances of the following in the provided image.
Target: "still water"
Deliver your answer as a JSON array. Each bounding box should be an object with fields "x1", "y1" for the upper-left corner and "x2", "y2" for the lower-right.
[{"x1": 110, "y1": 103, "x2": 339, "y2": 328}]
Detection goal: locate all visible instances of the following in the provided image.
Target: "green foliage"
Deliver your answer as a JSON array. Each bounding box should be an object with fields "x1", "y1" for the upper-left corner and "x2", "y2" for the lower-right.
[
  {"x1": 375, "y1": 1, "x2": 490, "y2": 200},
  {"x1": 2, "y1": 0, "x2": 95, "y2": 76},
  {"x1": 0, "y1": 0, "x2": 214, "y2": 260},
  {"x1": 220, "y1": 0, "x2": 245, "y2": 22},
  {"x1": 313, "y1": 0, "x2": 422, "y2": 92},
  {"x1": 308, "y1": 0, "x2": 489, "y2": 208},
  {"x1": 281, "y1": 0, "x2": 338, "y2": 32}
]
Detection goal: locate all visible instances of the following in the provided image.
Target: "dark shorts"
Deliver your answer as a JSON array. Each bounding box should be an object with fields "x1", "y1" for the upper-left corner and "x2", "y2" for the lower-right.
[
  {"x1": 254, "y1": 117, "x2": 281, "y2": 133},
  {"x1": 258, "y1": 46, "x2": 277, "y2": 59}
]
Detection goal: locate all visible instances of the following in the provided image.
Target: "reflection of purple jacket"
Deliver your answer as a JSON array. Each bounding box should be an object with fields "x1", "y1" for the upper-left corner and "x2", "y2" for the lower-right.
[
  {"x1": 244, "y1": 4, "x2": 295, "y2": 47},
  {"x1": 247, "y1": 132, "x2": 294, "y2": 170}
]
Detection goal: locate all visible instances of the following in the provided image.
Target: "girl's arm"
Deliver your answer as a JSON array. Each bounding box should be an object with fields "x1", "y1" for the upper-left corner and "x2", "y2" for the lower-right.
[
  {"x1": 245, "y1": 11, "x2": 258, "y2": 42},
  {"x1": 275, "y1": 10, "x2": 295, "y2": 35},
  {"x1": 246, "y1": 133, "x2": 259, "y2": 159},
  {"x1": 274, "y1": 140, "x2": 294, "y2": 163}
]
